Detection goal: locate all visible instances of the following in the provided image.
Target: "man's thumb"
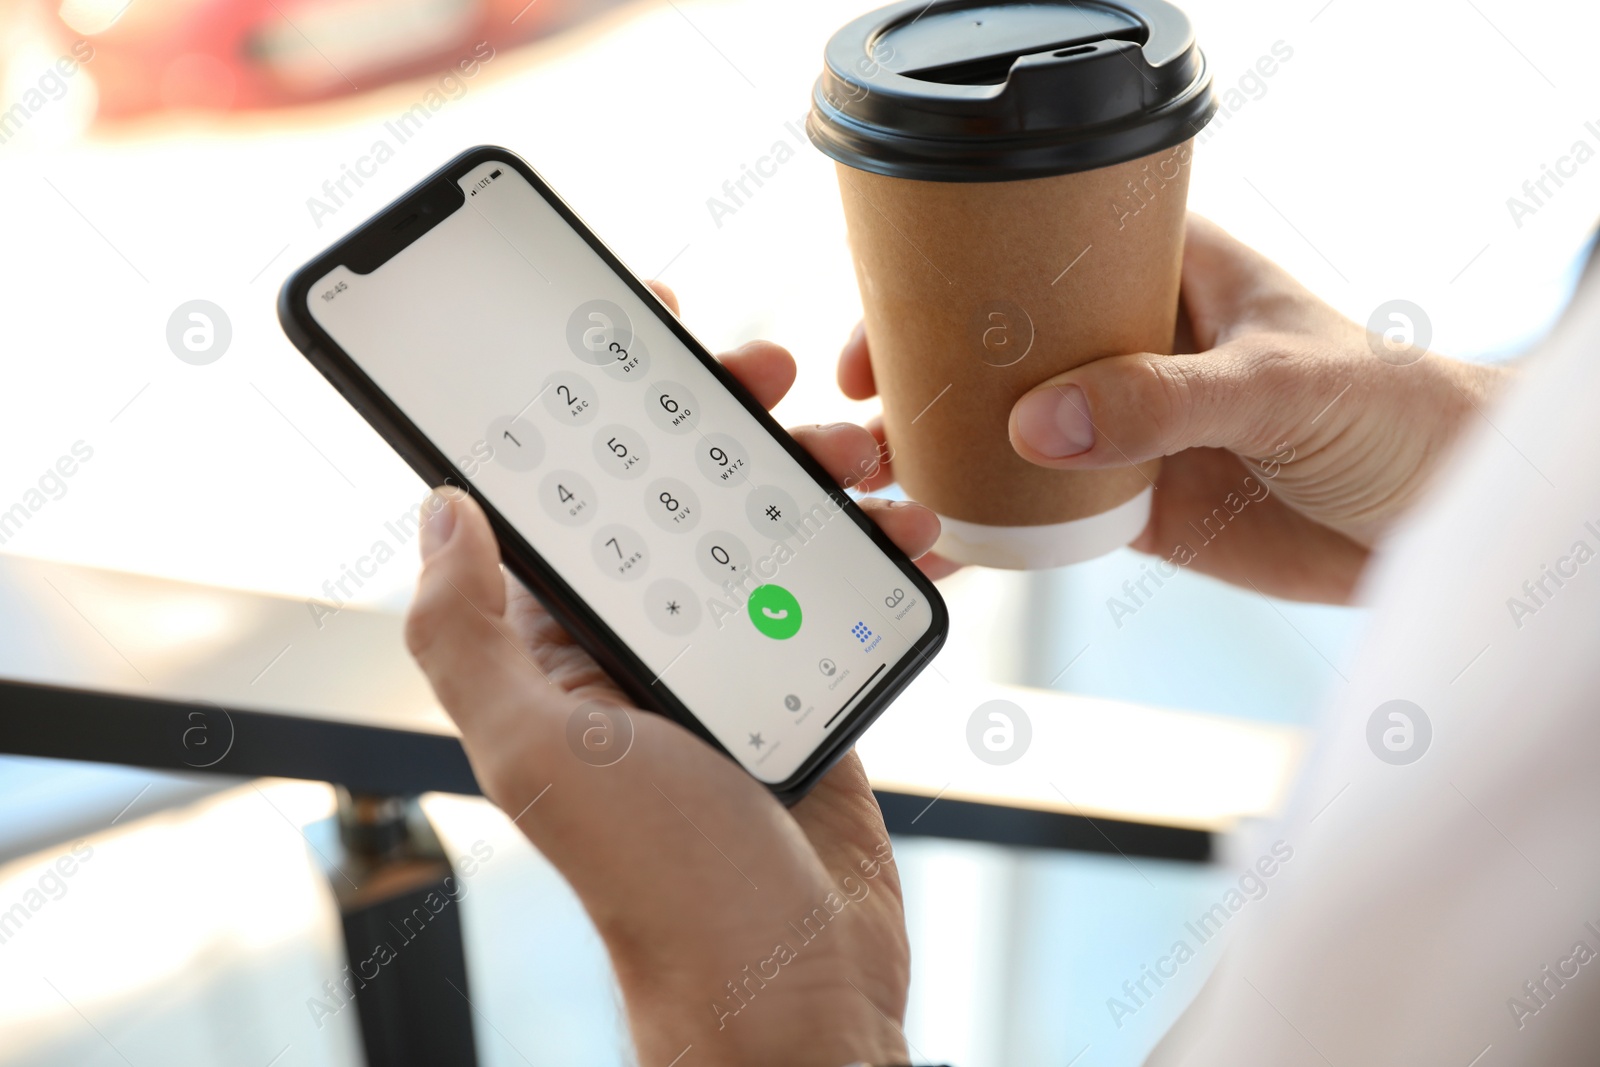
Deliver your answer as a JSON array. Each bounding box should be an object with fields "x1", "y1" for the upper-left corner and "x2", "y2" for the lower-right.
[
  {"x1": 1008, "y1": 342, "x2": 1316, "y2": 470},
  {"x1": 404, "y1": 489, "x2": 524, "y2": 713}
]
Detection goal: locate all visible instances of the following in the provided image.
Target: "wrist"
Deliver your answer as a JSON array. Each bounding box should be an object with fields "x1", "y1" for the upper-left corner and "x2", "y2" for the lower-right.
[
  {"x1": 631, "y1": 1020, "x2": 908, "y2": 1067},
  {"x1": 622, "y1": 974, "x2": 909, "y2": 1067}
]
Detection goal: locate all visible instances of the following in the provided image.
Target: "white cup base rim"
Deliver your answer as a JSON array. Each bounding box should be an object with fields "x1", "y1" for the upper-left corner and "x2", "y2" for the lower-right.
[{"x1": 930, "y1": 487, "x2": 1154, "y2": 570}]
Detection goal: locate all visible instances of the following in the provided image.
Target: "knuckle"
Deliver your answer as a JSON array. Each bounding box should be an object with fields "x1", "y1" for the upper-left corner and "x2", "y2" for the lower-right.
[
  {"x1": 1241, "y1": 332, "x2": 1307, "y2": 388},
  {"x1": 1238, "y1": 335, "x2": 1300, "y2": 398},
  {"x1": 1229, "y1": 332, "x2": 1324, "y2": 452},
  {"x1": 403, "y1": 584, "x2": 449, "y2": 662},
  {"x1": 1139, "y1": 354, "x2": 1204, "y2": 451}
]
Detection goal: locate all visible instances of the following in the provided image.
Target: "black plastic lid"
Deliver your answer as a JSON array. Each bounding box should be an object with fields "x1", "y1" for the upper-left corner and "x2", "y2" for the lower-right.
[{"x1": 808, "y1": 0, "x2": 1216, "y2": 182}]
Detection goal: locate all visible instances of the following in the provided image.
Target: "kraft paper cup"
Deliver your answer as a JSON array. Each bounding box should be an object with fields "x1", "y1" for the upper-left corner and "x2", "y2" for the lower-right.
[
  {"x1": 809, "y1": 0, "x2": 1215, "y2": 569},
  {"x1": 836, "y1": 147, "x2": 1191, "y2": 568}
]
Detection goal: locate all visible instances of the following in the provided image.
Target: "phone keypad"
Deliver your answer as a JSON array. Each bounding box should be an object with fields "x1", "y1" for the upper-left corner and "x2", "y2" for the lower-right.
[
  {"x1": 491, "y1": 299, "x2": 876, "y2": 727},
  {"x1": 542, "y1": 370, "x2": 598, "y2": 426},
  {"x1": 645, "y1": 380, "x2": 700, "y2": 434},
  {"x1": 645, "y1": 477, "x2": 701, "y2": 534},
  {"x1": 603, "y1": 334, "x2": 650, "y2": 382},
  {"x1": 645, "y1": 577, "x2": 701, "y2": 636},
  {"x1": 696, "y1": 530, "x2": 753, "y2": 586},
  {"x1": 486, "y1": 415, "x2": 544, "y2": 471},
  {"x1": 592, "y1": 523, "x2": 649, "y2": 580},
  {"x1": 592, "y1": 424, "x2": 650, "y2": 480},
  {"x1": 744, "y1": 484, "x2": 802, "y2": 539},
  {"x1": 540, "y1": 469, "x2": 597, "y2": 527},
  {"x1": 694, "y1": 432, "x2": 751, "y2": 488}
]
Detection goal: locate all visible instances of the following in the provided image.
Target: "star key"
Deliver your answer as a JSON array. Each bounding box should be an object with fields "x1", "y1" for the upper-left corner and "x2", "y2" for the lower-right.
[
  {"x1": 747, "y1": 732, "x2": 765, "y2": 749},
  {"x1": 666, "y1": 600, "x2": 681, "y2": 615}
]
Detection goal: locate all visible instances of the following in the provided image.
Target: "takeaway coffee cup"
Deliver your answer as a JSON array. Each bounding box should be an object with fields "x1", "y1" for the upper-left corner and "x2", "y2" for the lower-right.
[{"x1": 808, "y1": 0, "x2": 1216, "y2": 569}]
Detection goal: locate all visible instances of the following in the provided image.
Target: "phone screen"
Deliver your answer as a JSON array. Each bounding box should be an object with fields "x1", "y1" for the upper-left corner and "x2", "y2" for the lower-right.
[{"x1": 302, "y1": 155, "x2": 938, "y2": 785}]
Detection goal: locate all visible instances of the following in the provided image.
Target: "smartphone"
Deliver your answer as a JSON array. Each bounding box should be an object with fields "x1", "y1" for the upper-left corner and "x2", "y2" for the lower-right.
[{"x1": 278, "y1": 146, "x2": 947, "y2": 803}]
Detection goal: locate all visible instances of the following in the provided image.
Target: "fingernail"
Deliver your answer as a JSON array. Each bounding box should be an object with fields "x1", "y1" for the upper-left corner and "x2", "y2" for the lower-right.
[
  {"x1": 1015, "y1": 384, "x2": 1094, "y2": 459},
  {"x1": 842, "y1": 322, "x2": 864, "y2": 354},
  {"x1": 420, "y1": 492, "x2": 457, "y2": 560},
  {"x1": 884, "y1": 499, "x2": 915, "y2": 509}
]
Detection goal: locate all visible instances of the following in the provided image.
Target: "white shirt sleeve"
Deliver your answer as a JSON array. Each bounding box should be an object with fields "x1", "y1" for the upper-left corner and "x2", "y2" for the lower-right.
[{"x1": 1149, "y1": 267, "x2": 1600, "y2": 1066}]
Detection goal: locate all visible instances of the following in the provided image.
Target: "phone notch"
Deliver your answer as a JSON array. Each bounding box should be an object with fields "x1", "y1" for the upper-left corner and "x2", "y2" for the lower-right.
[{"x1": 344, "y1": 177, "x2": 466, "y2": 275}]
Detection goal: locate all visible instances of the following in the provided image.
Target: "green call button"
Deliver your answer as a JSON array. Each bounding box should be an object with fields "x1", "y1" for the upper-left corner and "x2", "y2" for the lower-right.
[{"x1": 747, "y1": 584, "x2": 802, "y2": 640}]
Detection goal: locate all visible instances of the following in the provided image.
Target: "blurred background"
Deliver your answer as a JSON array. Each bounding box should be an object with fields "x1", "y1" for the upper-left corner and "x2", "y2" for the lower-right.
[{"x1": 1, "y1": 0, "x2": 1597, "y2": 1064}]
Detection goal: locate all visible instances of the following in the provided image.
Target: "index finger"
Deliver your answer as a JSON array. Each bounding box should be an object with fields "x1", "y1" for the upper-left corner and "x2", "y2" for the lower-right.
[
  {"x1": 645, "y1": 279, "x2": 679, "y2": 316},
  {"x1": 838, "y1": 320, "x2": 878, "y2": 400}
]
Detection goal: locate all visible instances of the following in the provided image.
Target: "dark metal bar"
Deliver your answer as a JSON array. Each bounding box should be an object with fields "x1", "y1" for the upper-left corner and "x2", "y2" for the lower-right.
[
  {"x1": 0, "y1": 676, "x2": 1212, "y2": 861},
  {"x1": 0, "y1": 678, "x2": 477, "y2": 796},
  {"x1": 876, "y1": 790, "x2": 1212, "y2": 862},
  {"x1": 327, "y1": 791, "x2": 479, "y2": 1067}
]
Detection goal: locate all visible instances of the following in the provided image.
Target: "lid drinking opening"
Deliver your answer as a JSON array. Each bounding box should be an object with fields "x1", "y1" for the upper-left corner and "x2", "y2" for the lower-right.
[{"x1": 898, "y1": 25, "x2": 1147, "y2": 85}]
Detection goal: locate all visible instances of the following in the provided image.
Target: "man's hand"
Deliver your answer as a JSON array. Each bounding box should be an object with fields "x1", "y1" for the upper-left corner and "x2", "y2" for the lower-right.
[
  {"x1": 406, "y1": 283, "x2": 937, "y2": 1067},
  {"x1": 839, "y1": 215, "x2": 1509, "y2": 602}
]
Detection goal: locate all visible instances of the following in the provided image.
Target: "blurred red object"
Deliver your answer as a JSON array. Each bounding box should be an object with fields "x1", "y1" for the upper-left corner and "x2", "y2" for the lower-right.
[{"x1": 46, "y1": 0, "x2": 623, "y2": 118}]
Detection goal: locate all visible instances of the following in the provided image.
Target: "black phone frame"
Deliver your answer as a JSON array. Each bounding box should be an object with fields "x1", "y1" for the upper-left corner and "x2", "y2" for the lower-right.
[{"x1": 277, "y1": 145, "x2": 948, "y2": 804}]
